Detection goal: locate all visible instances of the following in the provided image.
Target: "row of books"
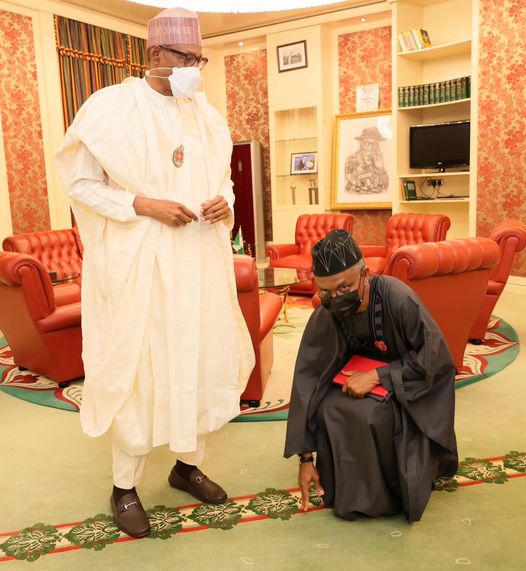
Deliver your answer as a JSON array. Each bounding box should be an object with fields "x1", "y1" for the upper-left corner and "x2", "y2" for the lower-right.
[
  {"x1": 398, "y1": 28, "x2": 432, "y2": 52},
  {"x1": 398, "y1": 76, "x2": 471, "y2": 107}
]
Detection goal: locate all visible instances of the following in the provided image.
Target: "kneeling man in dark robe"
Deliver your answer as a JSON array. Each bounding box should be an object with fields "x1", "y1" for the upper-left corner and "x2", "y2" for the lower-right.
[{"x1": 284, "y1": 229, "x2": 458, "y2": 522}]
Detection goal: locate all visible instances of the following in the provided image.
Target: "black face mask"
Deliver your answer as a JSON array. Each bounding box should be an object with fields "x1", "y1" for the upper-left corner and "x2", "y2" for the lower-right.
[{"x1": 321, "y1": 286, "x2": 363, "y2": 321}]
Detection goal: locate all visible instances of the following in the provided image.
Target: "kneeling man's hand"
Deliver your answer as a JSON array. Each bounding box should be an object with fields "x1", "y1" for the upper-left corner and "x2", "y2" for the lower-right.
[
  {"x1": 299, "y1": 462, "x2": 324, "y2": 512},
  {"x1": 341, "y1": 369, "x2": 380, "y2": 398}
]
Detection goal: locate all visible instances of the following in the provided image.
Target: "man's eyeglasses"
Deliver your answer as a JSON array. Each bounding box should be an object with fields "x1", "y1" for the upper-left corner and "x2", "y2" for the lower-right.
[
  {"x1": 159, "y1": 45, "x2": 208, "y2": 69},
  {"x1": 319, "y1": 283, "x2": 355, "y2": 300},
  {"x1": 318, "y1": 271, "x2": 365, "y2": 300}
]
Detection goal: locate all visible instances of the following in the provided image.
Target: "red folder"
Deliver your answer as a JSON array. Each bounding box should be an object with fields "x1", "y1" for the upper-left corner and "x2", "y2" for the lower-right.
[{"x1": 333, "y1": 355, "x2": 390, "y2": 399}]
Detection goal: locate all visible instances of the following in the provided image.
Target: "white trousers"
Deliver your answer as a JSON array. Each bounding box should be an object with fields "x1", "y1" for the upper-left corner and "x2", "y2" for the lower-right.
[{"x1": 112, "y1": 436, "x2": 207, "y2": 489}]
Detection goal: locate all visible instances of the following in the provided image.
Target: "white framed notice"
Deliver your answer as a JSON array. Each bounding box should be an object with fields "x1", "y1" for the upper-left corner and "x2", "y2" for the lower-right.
[{"x1": 356, "y1": 84, "x2": 380, "y2": 113}]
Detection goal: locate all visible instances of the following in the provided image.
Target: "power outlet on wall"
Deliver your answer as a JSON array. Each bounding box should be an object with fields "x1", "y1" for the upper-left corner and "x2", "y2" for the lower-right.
[{"x1": 427, "y1": 178, "x2": 444, "y2": 187}]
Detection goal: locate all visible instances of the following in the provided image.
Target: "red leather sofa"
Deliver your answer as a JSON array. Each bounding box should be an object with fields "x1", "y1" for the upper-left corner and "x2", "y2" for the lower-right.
[
  {"x1": 266, "y1": 213, "x2": 355, "y2": 295},
  {"x1": 0, "y1": 251, "x2": 83, "y2": 385},
  {"x1": 384, "y1": 237, "x2": 500, "y2": 370},
  {"x1": 469, "y1": 219, "x2": 526, "y2": 343},
  {"x1": 234, "y1": 255, "x2": 283, "y2": 406},
  {"x1": 361, "y1": 213, "x2": 451, "y2": 275}
]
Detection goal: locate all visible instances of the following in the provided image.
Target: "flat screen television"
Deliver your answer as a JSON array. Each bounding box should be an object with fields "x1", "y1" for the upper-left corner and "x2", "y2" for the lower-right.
[{"x1": 409, "y1": 120, "x2": 470, "y2": 171}]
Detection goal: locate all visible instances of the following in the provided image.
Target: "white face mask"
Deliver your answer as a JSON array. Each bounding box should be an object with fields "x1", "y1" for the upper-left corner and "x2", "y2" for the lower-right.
[{"x1": 146, "y1": 66, "x2": 202, "y2": 98}]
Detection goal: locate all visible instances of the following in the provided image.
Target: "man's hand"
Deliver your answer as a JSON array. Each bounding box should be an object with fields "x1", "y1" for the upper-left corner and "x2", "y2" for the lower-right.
[
  {"x1": 341, "y1": 369, "x2": 380, "y2": 398},
  {"x1": 201, "y1": 195, "x2": 230, "y2": 224},
  {"x1": 134, "y1": 196, "x2": 198, "y2": 227},
  {"x1": 298, "y1": 462, "x2": 324, "y2": 512}
]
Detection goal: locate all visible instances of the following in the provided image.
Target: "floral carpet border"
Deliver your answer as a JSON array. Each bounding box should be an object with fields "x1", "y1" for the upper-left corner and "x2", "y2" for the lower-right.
[{"x1": 1, "y1": 451, "x2": 526, "y2": 563}]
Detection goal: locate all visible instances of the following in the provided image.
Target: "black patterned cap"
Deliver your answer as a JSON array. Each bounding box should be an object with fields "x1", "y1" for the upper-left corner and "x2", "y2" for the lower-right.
[{"x1": 312, "y1": 229, "x2": 363, "y2": 277}]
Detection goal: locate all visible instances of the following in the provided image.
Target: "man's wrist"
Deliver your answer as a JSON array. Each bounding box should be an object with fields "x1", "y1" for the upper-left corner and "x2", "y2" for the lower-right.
[{"x1": 298, "y1": 453, "x2": 314, "y2": 464}]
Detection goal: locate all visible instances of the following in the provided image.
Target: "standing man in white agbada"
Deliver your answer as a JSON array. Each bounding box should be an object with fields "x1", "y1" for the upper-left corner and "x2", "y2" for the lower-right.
[{"x1": 55, "y1": 7, "x2": 254, "y2": 539}]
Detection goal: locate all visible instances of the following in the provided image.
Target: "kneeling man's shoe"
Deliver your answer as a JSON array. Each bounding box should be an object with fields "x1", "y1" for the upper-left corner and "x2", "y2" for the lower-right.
[
  {"x1": 168, "y1": 467, "x2": 228, "y2": 504},
  {"x1": 110, "y1": 492, "x2": 151, "y2": 538}
]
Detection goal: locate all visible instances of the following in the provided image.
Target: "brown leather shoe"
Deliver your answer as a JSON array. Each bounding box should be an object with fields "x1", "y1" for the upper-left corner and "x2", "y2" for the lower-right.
[
  {"x1": 168, "y1": 467, "x2": 228, "y2": 504},
  {"x1": 110, "y1": 492, "x2": 151, "y2": 538}
]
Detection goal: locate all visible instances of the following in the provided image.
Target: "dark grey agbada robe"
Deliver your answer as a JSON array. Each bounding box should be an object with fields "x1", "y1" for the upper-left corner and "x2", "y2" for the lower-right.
[{"x1": 284, "y1": 275, "x2": 458, "y2": 522}]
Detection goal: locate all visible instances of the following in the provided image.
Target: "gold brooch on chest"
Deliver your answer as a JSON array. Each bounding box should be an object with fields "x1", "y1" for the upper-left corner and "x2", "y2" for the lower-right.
[{"x1": 172, "y1": 145, "x2": 184, "y2": 168}]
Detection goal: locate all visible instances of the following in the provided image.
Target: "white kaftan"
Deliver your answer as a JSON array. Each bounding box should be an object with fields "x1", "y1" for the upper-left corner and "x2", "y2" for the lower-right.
[{"x1": 55, "y1": 77, "x2": 254, "y2": 456}]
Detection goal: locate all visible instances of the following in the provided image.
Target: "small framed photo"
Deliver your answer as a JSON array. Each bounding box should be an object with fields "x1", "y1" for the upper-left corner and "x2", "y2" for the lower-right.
[
  {"x1": 290, "y1": 152, "x2": 318, "y2": 175},
  {"x1": 277, "y1": 40, "x2": 308, "y2": 73}
]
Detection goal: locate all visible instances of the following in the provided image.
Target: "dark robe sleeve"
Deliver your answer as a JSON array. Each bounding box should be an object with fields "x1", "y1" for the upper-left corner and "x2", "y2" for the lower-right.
[
  {"x1": 376, "y1": 277, "x2": 457, "y2": 455},
  {"x1": 283, "y1": 308, "x2": 344, "y2": 458}
]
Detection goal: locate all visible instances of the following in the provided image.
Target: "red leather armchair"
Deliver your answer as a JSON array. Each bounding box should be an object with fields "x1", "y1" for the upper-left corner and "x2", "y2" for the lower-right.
[
  {"x1": 361, "y1": 213, "x2": 451, "y2": 275},
  {"x1": 384, "y1": 238, "x2": 500, "y2": 370},
  {"x1": 0, "y1": 251, "x2": 83, "y2": 385},
  {"x1": 3, "y1": 229, "x2": 83, "y2": 304},
  {"x1": 234, "y1": 255, "x2": 283, "y2": 406},
  {"x1": 266, "y1": 213, "x2": 355, "y2": 295},
  {"x1": 3, "y1": 229, "x2": 83, "y2": 276},
  {"x1": 469, "y1": 219, "x2": 526, "y2": 343}
]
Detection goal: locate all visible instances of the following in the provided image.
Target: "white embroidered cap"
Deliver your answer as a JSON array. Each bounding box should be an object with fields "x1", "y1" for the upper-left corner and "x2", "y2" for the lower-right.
[{"x1": 147, "y1": 7, "x2": 202, "y2": 48}]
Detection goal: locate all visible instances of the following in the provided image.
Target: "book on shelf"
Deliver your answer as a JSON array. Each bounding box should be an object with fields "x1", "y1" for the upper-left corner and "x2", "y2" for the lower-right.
[
  {"x1": 398, "y1": 76, "x2": 471, "y2": 108},
  {"x1": 403, "y1": 30, "x2": 417, "y2": 51},
  {"x1": 413, "y1": 28, "x2": 432, "y2": 49},
  {"x1": 398, "y1": 33, "x2": 408, "y2": 52},
  {"x1": 410, "y1": 29, "x2": 424, "y2": 49},
  {"x1": 398, "y1": 28, "x2": 432, "y2": 52}
]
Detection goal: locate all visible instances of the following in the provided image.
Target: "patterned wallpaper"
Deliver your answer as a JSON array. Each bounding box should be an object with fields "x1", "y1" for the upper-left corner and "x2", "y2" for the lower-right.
[
  {"x1": 0, "y1": 10, "x2": 50, "y2": 234},
  {"x1": 224, "y1": 49, "x2": 272, "y2": 240},
  {"x1": 338, "y1": 26, "x2": 393, "y2": 246},
  {"x1": 477, "y1": 0, "x2": 526, "y2": 276}
]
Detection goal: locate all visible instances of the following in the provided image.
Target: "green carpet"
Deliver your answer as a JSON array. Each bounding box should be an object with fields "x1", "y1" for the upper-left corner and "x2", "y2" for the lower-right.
[{"x1": 0, "y1": 311, "x2": 519, "y2": 420}]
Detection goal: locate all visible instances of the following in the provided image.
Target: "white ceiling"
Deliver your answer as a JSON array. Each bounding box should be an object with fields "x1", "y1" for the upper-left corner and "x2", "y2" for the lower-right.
[{"x1": 57, "y1": 0, "x2": 386, "y2": 37}]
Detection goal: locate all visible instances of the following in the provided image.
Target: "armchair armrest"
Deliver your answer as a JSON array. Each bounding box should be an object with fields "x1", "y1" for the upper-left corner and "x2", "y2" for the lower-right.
[
  {"x1": 266, "y1": 243, "x2": 299, "y2": 261},
  {"x1": 233, "y1": 254, "x2": 257, "y2": 292},
  {"x1": 386, "y1": 238, "x2": 500, "y2": 280},
  {"x1": 36, "y1": 302, "x2": 82, "y2": 334},
  {"x1": 0, "y1": 251, "x2": 55, "y2": 319}
]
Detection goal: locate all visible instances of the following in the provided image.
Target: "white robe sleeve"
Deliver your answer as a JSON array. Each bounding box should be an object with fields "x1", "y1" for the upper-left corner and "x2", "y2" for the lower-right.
[
  {"x1": 59, "y1": 139, "x2": 139, "y2": 223},
  {"x1": 219, "y1": 171, "x2": 235, "y2": 230}
]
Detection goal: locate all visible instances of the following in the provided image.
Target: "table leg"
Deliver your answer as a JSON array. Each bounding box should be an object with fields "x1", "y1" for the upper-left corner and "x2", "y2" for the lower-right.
[{"x1": 282, "y1": 286, "x2": 290, "y2": 322}]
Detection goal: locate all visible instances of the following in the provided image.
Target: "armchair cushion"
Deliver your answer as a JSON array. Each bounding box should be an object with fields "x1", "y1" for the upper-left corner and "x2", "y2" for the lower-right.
[{"x1": 259, "y1": 293, "x2": 283, "y2": 340}]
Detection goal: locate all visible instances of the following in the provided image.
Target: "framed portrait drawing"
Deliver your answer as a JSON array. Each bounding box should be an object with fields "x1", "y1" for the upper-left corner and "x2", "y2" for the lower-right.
[
  {"x1": 290, "y1": 152, "x2": 318, "y2": 175},
  {"x1": 277, "y1": 41, "x2": 308, "y2": 72},
  {"x1": 331, "y1": 110, "x2": 393, "y2": 210}
]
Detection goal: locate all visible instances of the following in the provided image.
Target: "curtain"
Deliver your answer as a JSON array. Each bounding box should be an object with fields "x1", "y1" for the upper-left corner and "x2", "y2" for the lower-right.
[{"x1": 54, "y1": 16, "x2": 147, "y2": 128}]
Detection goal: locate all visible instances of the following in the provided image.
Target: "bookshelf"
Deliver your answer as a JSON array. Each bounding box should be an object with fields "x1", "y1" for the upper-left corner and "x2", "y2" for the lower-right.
[{"x1": 392, "y1": 0, "x2": 478, "y2": 239}]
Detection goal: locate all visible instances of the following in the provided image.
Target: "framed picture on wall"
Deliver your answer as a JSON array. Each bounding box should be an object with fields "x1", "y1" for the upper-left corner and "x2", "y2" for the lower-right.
[
  {"x1": 331, "y1": 110, "x2": 393, "y2": 210},
  {"x1": 290, "y1": 152, "x2": 318, "y2": 175},
  {"x1": 277, "y1": 40, "x2": 308, "y2": 72}
]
